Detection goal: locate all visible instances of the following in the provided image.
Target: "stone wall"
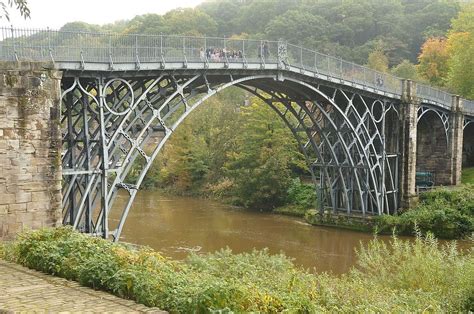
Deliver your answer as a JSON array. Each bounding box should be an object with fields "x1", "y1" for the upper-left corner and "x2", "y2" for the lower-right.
[{"x1": 0, "y1": 62, "x2": 62, "y2": 240}]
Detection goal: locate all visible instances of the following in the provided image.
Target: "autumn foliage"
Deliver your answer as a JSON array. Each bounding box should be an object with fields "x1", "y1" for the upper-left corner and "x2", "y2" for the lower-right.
[{"x1": 417, "y1": 37, "x2": 449, "y2": 86}]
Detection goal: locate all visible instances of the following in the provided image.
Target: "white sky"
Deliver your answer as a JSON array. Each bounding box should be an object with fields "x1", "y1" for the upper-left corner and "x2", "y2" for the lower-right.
[{"x1": 6, "y1": 0, "x2": 206, "y2": 29}]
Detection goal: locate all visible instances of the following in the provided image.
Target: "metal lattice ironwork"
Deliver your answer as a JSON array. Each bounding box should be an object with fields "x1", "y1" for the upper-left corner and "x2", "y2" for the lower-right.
[
  {"x1": 464, "y1": 117, "x2": 474, "y2": 130},
  {"x1": 61, "y1": 73, "x2": 401, "y2": 240}
]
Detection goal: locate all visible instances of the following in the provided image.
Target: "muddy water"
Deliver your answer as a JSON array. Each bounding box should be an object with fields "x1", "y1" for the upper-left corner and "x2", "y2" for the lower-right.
[{"x1": 110, "y1": 191, "x2": 466, "y2": 274}]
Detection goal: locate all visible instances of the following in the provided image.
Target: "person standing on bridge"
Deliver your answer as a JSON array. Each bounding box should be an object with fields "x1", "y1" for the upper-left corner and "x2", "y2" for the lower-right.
[
  {"x1": 263, "y1": 41, "x2": 269, "y2": 61},
  {"x1": 200, "y1": 48, "x2": 206, "y2": 61}
]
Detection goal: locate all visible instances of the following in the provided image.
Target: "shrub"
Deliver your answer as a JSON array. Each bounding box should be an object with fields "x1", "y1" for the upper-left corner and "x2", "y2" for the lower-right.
[
  {"x1": 375, "y1": 186, "x2": 474, "y2": 239},
  {"x1": 2, "y1": 227, "x2": 473, "y2": 312},
  {"x1": 286, "y1": 178, "x2": 316, "y2": 208}
]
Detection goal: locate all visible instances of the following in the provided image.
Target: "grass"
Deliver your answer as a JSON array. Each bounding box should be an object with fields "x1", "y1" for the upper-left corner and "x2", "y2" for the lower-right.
[
  {"x1": 272, "y1": 204, "x2": 308, "y2": 217},
  {"x1": 1, "y1": 227, "x2": 473, "y2": 312},
  {"x1": 462, "y1": 167, "x2": 474, "y2": 184}
]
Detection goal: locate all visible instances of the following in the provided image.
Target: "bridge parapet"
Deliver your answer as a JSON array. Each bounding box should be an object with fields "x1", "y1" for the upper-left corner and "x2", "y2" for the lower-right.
[
  {"x1": 463, "y1": 99, "x2": 474, "y2": 116},
  {"x1": 416, "y1": 83, "x2": 452, "y2": 110}
]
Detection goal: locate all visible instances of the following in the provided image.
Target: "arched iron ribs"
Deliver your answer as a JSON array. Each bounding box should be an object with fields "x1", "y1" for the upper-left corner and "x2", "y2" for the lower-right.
[{"x1": 61, "y1": 73, "x2": 401, "y2": 241}]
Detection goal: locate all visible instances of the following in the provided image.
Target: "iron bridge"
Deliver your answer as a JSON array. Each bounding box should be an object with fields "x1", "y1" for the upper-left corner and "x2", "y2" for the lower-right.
[{"x1": 1, "y1": 27, "x2": 473, "y2": 240}]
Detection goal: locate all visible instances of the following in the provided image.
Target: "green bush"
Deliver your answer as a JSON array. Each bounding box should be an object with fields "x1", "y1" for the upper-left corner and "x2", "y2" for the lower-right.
[
  {"x1": 272, "y1": 178, "x2": 317, "y2": 217},
  {"x1": 2, "y1": 227, "x2": 473, "y2": 312},
  {"x1": 286, "y1": 178, "x2": 316, "y2": 209},
  {"x1": 462, "y1": 167, "x2": 474, "y2": 185},
  {"x1": 375, "y1": 186, "x2": 474, "y2": 238}
]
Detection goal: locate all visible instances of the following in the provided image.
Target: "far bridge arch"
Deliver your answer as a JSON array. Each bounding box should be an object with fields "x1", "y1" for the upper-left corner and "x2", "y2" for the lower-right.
[
  {"x1": 61, "y1": 72, "x2": 400, "y2": 241},
  {"x1": 463, "y1": 118, "x2": 474, "y2": 168},
  {"x1": 416, "y1": 106, "x2": 451, "y2": 185}
]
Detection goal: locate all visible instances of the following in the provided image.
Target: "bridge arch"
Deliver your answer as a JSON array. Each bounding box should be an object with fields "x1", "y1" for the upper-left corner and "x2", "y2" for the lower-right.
[
  {"x1": 416, "y1": 107, "x2": 450, "y2": 185},
  {"x1": 61, "y1": 72, "x2": 400, "y2": 240},
  {"x1": 463, "y1": 119, "x2": 474, "y2": 168}
]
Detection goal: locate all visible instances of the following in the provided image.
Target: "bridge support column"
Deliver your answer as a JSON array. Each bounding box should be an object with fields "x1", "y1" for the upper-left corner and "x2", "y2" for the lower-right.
[
  {"x1": 450, "y1": 96, "x2": 464, "y2": 185},
  {"x1": 0, "y1": 62, "x2": 62, "y2": 239},
  {"x1": 399, "y1": 80, "x2": 418, "y2": 208}
]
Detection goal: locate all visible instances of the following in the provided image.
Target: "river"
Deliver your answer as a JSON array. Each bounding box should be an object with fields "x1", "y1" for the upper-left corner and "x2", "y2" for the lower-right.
[{"x1": 110, "y1": 190, "x2": 467, "y2": 274}]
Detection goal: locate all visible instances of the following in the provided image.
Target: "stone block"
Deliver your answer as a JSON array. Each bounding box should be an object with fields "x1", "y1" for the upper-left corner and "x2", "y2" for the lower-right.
[
  {"x1": 14, "y1": 211, "x2": 33, "y2": 223},
  {"x1": 8, "y1": 203, "x2": 27, "y2": 213},
  {"x1": 0, "y1": 193, "x2": 16, "y2": 205},
  {"x1": 16, "y1": 173, "x2": 33, "y2": 181},
  {"x1": 31, "y1": 191, "x2": 50, "y2": 203},
  {"x1": 22, "y1": 181, "x2": 48, "y2": 192},
  {"x1": 5, "y1": 222, "x2": 23, "y2": 236},
  {"x1": 8, "y1": 139, "x2": 19, "y2": 150},
  {"x1": 15, "y1": 191, "x2": 32, "y2": 203},
  {"x1": 0, "y1": 204, "x2": 8, "y2": 214},
  {"x1": 27, "y1": 201, "x2": 49, "y2": 211}
]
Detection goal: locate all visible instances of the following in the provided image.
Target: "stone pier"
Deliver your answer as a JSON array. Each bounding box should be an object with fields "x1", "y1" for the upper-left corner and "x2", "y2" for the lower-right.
[
  {"x1": 399, "y1": 80, "x2": 418, "y2": 208},
  {"x1": 0, "y1": 62, "x2": 62, "y2": 239}
]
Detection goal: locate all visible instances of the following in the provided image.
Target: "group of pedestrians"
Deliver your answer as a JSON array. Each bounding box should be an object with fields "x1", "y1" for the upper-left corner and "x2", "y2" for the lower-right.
[
  {"x1": 200, "y1": 47, "x2": 243, "y2": 62},
  {"x1": 198, "y1": 41, "x2": 271, "y2": 62}
]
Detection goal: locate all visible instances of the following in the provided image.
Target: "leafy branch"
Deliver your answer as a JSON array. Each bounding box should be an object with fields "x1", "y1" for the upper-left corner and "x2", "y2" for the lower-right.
[{"x1": 1, "y1": 0, "x2": 30, "y2": 22}]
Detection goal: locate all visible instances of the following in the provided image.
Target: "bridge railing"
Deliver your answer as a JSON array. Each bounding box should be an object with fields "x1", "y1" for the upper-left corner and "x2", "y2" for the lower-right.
[
  {"x1": 0, "y1": 27, "x2": 282, "y2": 64},
  {"x1": 286, "y1": 44, "x2": 402, "y2": 96},
  {"x1": 416, "y1": 83, "x2": 453, "y2": 110},
  {"x1": 1, "y1": 27, "x2": 473, "y2": 115},
  {"x1": 463, "y1": 99, "x2": 474, "y2": 115}
]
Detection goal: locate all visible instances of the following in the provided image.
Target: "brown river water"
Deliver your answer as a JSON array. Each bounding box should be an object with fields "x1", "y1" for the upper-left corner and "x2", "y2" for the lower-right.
[{"x1": 110, "y1": 190, "x2": 470, "y2": 275}]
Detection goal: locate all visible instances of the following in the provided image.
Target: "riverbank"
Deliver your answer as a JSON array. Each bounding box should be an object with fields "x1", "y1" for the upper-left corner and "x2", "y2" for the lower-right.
[
  {"x1": 302, "y1": 187, "x2": 473, "y2": 239},
  {"x1": 1, "y1": 227, "x2": 472, "y2": 312},
  {"x1": 244, "y1": 185, "x2": 474, "y2": 239}
]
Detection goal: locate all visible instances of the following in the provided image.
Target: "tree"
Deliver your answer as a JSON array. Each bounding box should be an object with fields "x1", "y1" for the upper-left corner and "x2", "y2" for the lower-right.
[
  {"x1": 0, "y1": 0, "x2": 29, "y2": 21},
  {"x1": 198, "y1": 0, "x2": 241, "y2": 37},
  {"x1": 124, "y1": 9, "x2": 217, "y2": 36},
  {"x1": 123, "y1": 14, "x2": 164, "y2": 35},
  {"x1": 446, "y1": 32, "x2": 474, "y2": 98},
  {"x1": 60, "y1": 22, "x2": 102, "y2": 33},
  {"x1": 391, "y1": 59, "x2": 419, "y2": 80},
  {"x1": 417, "y1": 37, "x2": 449, "y2": 86},
  {"x1": 155, "y1": 91, "x2": 244, "y2": 192},
  {"x1": 445, "y1": 3, "x2": 474, "y2": 98},
  {"x1": 224, "y1": 99, "x2": 301, "y2": 210},
  {"x1": 236, "y1": 0, "x2": 299, "y2": 36},
  {"x1": 403, "y1": 0, "x2": 460, "y2": 62},
  {"x1": 265, "y1": 9, "x2": 329, "y2": 47},
  {"x1": 367, "y1": 47, "x2": 389, "y2": 72},
  {"x1": 161, "y1": 8, "x2": 217, "y2": 36}
]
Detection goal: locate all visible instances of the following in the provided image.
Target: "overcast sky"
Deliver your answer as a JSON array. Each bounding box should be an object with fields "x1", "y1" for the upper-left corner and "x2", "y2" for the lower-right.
[{"x1": 6, "y1": 0, "x2": 205, "y2": 29}]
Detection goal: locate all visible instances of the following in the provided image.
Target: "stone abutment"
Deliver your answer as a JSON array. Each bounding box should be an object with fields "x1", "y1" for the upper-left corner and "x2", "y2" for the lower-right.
[{"x1": 0, "y1": 62, "x2": 62, "y2": 239}]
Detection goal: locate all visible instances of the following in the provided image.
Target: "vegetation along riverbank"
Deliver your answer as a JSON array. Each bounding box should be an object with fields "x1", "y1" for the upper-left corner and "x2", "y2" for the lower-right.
[{"x1": 1, "y1": 227, "x2": 472, "y2": 312}]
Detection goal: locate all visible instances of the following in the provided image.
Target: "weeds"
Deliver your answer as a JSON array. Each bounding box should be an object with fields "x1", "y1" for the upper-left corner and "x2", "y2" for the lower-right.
[{"x1": 1, "y1": 227, "x2": 472, "y2": 312}]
